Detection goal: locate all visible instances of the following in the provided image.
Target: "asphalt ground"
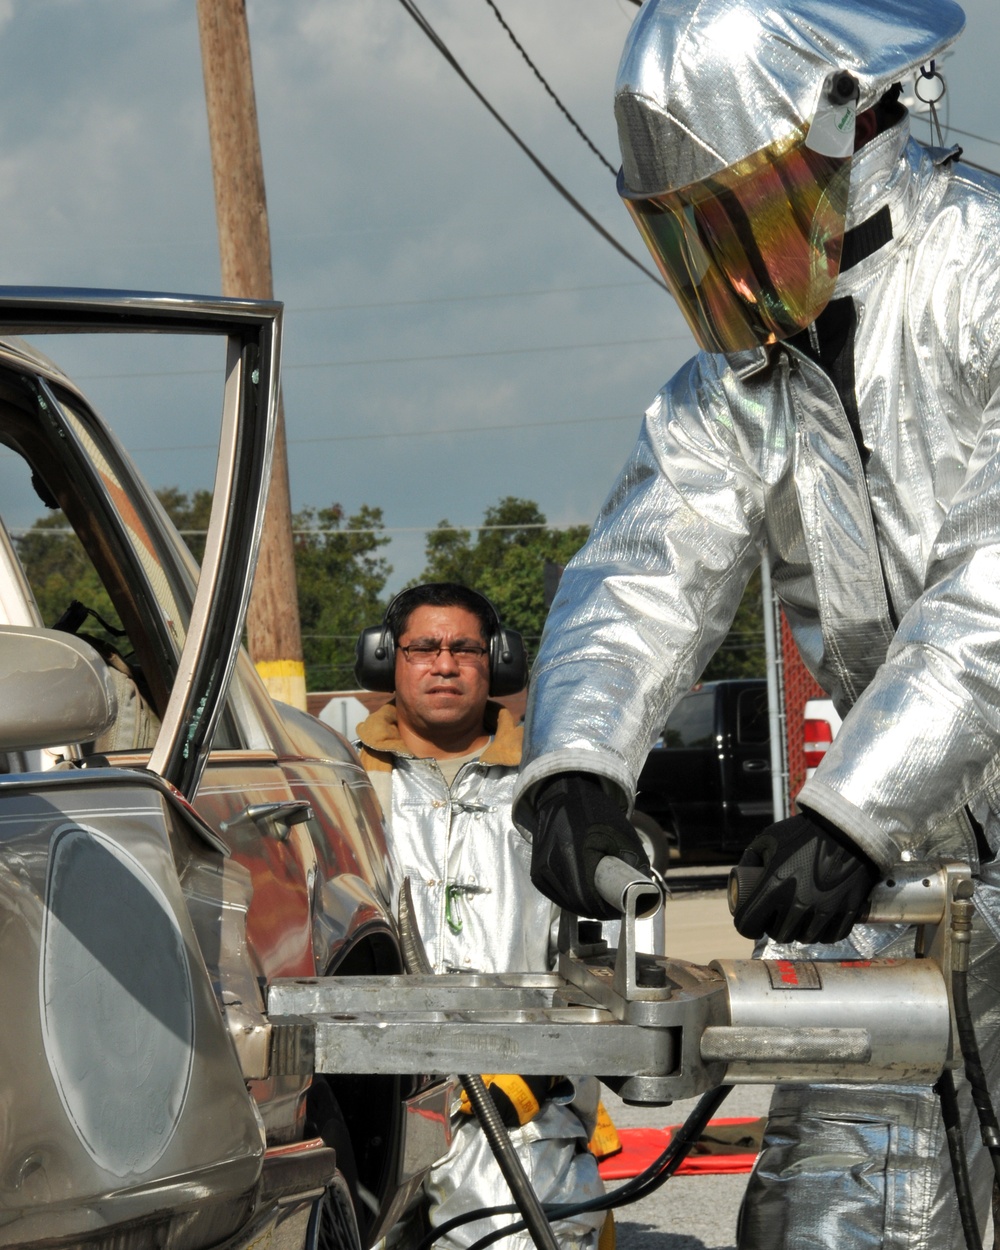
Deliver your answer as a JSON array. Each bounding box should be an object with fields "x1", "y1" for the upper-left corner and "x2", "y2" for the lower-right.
[{"x1": 605, "y1": 1083, "x2": 772, "y2": 1250}]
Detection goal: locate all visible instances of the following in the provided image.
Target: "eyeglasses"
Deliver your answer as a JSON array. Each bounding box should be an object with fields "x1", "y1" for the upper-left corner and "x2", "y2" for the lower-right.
[{"x1": 398, "y1": 641, "x2": 488, "y2": 666}]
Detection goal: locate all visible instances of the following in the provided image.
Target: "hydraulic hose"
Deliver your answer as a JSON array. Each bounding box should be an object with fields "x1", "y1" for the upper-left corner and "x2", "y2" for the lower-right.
[
  {"x1": 951, "y1": 886, "x2": 1000, "y2": 1186},
  {"x1": 415, "y1": 1084, "x2": 735, "y2": 1250},
  {"x1": 937, "y1": 1068, "x2": 984, "y2": 1250},
  {"x1": 458, "y1": 1074, "x2": 561, "y2": 1250},
  {"x1": 933, "y1": 880, "x2": 1000, "y2": 1250},
  {"x1": 398, "y1": 879, "x2": 560, "y2": 1250}
]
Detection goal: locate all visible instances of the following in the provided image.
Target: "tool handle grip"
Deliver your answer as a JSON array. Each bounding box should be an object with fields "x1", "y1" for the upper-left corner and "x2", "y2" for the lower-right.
[
  {"x1": 728, "y1": 861, "x2": 951, "y2": 925},
  {"x1": 727, "y1": 864, "x2": 762, "y2": 915},
  {"x1": 595, "y1": 855, "x2": 662, "y2": 919}
]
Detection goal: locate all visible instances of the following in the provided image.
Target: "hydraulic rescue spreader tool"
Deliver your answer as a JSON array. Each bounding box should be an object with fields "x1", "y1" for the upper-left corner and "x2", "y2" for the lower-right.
[
  {"x1": 268, "y1": 858, "x2": 999, "y2": 1250},
  {"x1": 267, "y1": 857, "x2": 970, "y2": 1101}
]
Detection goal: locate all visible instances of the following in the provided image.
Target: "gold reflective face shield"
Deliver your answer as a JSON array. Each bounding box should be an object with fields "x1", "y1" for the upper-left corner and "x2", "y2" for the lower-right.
[{"x1": 620, "y1": 127, "x2": 852, "y2": 354}]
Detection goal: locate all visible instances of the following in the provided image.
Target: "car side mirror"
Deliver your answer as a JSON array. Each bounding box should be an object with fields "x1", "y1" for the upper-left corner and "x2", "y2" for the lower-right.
[{"x1": 0, "y1": 625, "x2": 119, "y2": 751}]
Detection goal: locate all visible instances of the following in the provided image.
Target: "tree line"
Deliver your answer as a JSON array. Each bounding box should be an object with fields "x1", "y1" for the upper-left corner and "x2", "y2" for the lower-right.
[{"x1": 15, "y1": 489, "x2": 766, "y2": 692}]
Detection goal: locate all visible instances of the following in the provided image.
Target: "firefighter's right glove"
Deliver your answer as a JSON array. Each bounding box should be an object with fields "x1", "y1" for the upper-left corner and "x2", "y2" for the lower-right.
[
  {"x1": 459, "y1": 1075, "x2": 554, "y2": 1128},
  {"x1": 528, "y1": 771, "x2": 651, "y2": 921},
  {"x1": 731, "y1": 810, "x2": 879, "y2": 944}
]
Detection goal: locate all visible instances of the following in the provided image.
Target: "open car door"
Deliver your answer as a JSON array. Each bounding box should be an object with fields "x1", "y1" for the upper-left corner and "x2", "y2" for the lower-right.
[{"x1": 0, "y1": 287, "x2": 281, "y2": 799}]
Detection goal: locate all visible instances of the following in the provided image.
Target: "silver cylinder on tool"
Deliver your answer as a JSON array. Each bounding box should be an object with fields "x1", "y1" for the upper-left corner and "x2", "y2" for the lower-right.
[
  {"x1": 705, "y1": 861, "x2": 961, "y2": 1084},
  {"x1": 704, "y1": 956, "x2": 951, "y2": 1083}
]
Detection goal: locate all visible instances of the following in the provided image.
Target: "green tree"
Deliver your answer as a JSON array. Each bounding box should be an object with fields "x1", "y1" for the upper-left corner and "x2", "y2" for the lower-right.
[
  {"x1": 418, "y1": 496, "x2": 766, "y2": 679},
  {"x1": 14, "y1": 486, "x2": 215, "y2": 631},
  {"x1": 156, "y1": 486, "x2": 214, "y2": 564},
  {"x1": 419, "y1": 496, "x2": 590, "y2": 658},
  {"x1": 15, "y1": 513, "x2": 119, "y2": 629},
  {"x1": 294, "y1": 502, "x2": 392, "y2": 691},
  {"x1": 16, "y1": 488, "x2": 392, "y2": 692}
]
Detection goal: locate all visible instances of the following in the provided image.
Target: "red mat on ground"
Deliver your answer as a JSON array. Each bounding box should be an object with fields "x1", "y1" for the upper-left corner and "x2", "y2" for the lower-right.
[{"x1": 598, "y1": 1118, "x2": 760, "y2": 1179}]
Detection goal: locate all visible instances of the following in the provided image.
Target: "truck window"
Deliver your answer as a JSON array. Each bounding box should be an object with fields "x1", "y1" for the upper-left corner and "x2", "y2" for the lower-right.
[
  {"x1": 662, "y1": 691, "x2": 714, "y2": 747},
  {"x1": 737, "y1": 687, "x2": 769, "y2": 744}
]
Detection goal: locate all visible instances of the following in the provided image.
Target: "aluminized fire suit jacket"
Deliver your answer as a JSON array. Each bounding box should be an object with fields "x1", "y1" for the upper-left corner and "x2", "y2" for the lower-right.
[
  {"x1": 357, "y1": 700, "x2": 605, "y2": 1250},
  {"x1": 515, "y1": 115, "x2": 1000, "y2": 1248}
]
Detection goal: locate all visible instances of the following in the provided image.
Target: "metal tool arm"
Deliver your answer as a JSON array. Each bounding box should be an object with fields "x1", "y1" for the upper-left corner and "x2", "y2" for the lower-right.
[{"x1": 265, "y1": 859, "x2": 969, "y2": 1105}]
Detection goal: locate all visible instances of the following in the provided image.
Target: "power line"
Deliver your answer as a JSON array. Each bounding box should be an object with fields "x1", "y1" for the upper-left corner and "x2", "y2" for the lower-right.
[
  {"x1": 284, "y1": 410, "x2": 642, "y2": 447},
  {"x1": 69, "y1": 330, "x2": 687, "y2": 383},
  {"x1": 281, "y1": 333, "x2": 672, "y2": 371},
  {"x1": 482, "y1": 0, "x2": 617, "y2": 175},
  {"x1": 912, "y1": 132, "x2": 1000, "y2": 180},
  {"x1": 291, "y1": 278, "x2": 648, "y2": 315},
  {"x1": 394, "y1": 0, "x2": 666, "y2": 290},
  {"x1": 16, "y1": 411, "x2": 645, "y2": 456},
  {"x1": 915, "y1": 115, "x2": 1000, "y2": 152},
  {"x1": 12, "y1": 521, "x2": 588, "y2": 539},
  {"x1": 957, "y1": 155, "x2": 1000, "y2": 178},
  {"x1": 0, "y1": 409, "x2": 649, "y2": 458}
]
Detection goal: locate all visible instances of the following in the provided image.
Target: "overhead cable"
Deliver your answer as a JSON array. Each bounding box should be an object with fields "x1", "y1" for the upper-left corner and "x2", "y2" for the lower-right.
[
  {"x1": 70, "y1": 329, "x2": 689, "y2": 382},
  {"x1": 14, "y1": 522, "x2": 586, "y2": 539},
  {"x1": 2, "y1": 410, "x2": 646, "y2": 458},
  {"x1": 394, "y1": 0, "x2": 666, "y2": 290},
  {"x1": 923, "y1": 117, "x2": 1000, "y2": 151},
  {"x1": 482, "y1": 0, "x2": 618, "y2": 175},
  {"x1": 293, "y1": 279, "x2": 649, "y2": 314}
]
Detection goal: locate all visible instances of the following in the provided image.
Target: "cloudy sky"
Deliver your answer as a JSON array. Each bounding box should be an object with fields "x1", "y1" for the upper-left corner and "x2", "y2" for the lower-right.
[{"x1": 1, "y1": 0, "x2": 998, "y2": 591}]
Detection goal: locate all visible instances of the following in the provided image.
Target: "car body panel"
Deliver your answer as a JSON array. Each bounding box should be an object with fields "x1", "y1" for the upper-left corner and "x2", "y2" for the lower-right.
[
  {"x1": 804, "y1": 696, "x2": 842, "y2": 779},
  {"x1": 0, "y1": 772, "x2": 264, "y2": 1249}
]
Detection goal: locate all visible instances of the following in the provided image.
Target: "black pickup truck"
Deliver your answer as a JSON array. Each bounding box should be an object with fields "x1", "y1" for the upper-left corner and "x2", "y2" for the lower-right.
[{"x1": 633, "y1": 678, "x2": 773, "y2": 865}]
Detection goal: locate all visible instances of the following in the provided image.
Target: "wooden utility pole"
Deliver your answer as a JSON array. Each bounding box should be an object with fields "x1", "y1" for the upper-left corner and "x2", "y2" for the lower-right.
[{"x1": 197, "y1": 0, "x2": 306, "y2": 711}]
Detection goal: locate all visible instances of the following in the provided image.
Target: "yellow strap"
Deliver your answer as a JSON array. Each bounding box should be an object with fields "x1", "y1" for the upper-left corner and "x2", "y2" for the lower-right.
[
  {"x1": 598, "y1": 1211, "x2": 616, "y2": 1250},
  {"x1": 588, "y1": 1099, "x2": 623, "y2": 1161},
  {"x1": 458, "y1": 1074, "x2": 544, "y2": 1126}
]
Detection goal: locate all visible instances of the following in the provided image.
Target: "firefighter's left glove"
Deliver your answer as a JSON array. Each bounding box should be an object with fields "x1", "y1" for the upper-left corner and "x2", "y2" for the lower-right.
[
  {"x1": 731, "y1": 809, "x2": 879, "y2": 944},
  {"x1": 528, "y1": 772, "x2": 651, "y2": 921},
  {"x1": 459, "y1": 1075, "x2": 553, "y2": 1128}
]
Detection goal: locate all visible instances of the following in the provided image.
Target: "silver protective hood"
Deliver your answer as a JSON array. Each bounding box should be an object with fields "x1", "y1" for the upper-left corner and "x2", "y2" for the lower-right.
[{"x1": 615, "y1": 0, "x2": 966, "y2": 196}]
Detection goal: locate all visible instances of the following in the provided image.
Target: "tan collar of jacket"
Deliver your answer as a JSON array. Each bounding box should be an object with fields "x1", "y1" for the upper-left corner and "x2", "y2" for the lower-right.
[{"x1": 356, "y1": 699, "x2": 522, "y2": 773}]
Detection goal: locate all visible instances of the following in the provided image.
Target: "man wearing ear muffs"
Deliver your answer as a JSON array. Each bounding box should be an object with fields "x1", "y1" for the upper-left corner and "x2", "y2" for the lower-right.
[
  {"x1": 354, "y1": 583, "x2": 613, "y2": 1250},
  {"x1": 512, "y1": 0, "x2": 1000, "y2": 1246}
]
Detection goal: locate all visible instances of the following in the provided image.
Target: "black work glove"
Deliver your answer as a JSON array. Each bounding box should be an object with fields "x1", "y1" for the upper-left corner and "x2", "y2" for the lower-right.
[
  {"x1": 731, "y1": 809, "x2": 879, "y2": 944},
  {"x1": 528, "y1": 771, "x2": 651, "y2": 920}
]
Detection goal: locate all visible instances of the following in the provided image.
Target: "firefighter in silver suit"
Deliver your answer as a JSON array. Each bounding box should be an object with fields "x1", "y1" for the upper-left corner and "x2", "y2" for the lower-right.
[{"x1": 512, "y1": 0, "x2": 1000, "y2": 1244}]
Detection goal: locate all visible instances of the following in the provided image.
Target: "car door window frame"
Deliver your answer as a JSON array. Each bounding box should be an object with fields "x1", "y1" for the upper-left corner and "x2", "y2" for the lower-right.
[{"x1": 0, "y1": 291, "x2": 282, "y2": 800}]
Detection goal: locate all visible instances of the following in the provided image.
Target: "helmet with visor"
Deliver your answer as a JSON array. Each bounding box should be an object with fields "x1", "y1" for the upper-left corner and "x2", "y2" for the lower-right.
[{"x1": 615, "y1": 0, "x2": 966, "y2": 354}]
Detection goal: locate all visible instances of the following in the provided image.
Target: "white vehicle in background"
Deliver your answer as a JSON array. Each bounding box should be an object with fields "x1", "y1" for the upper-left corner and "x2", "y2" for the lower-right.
[{"x1": 803, "y1": 697, "x2": 843, "y2": 779}]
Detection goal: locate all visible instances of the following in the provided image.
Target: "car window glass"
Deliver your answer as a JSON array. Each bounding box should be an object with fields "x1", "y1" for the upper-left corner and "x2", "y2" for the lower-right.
[
  {"x1": 54, "y1": 394, "x2": 188, "y2": 653},
  {"x1": 662, "y1": 690, "x2": 714, "y2": 747},
  {"x1": 0, "y1": 371, "x2": 245, "y2": 756},
  {"x1": 737, "y1": 687, "x2": 769, "y2": 744},
  {"x1": 51, "y1": 390, "x2": 245, "y2": 755},
  {"x1": 0, "y1": 428, "x2": 128, "y2": 644},
  {"x1": 0, "y1": 440, "x2": 161, "y2": 758}
]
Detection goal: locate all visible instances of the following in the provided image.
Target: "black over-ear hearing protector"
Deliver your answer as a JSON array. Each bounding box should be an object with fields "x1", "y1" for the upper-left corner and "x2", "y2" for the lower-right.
[{"x1": 354, "y1": 585, "x2": 527, "y2": 696}]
